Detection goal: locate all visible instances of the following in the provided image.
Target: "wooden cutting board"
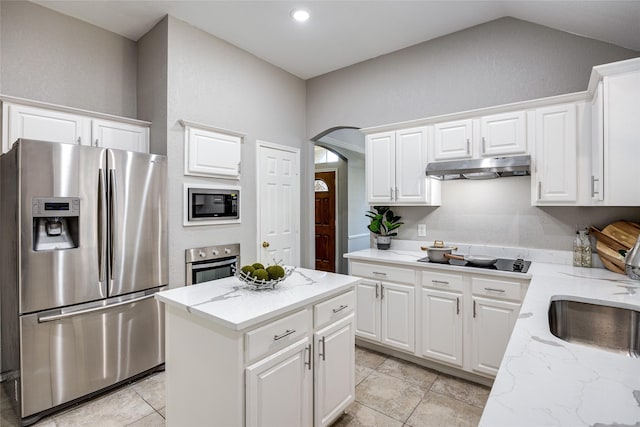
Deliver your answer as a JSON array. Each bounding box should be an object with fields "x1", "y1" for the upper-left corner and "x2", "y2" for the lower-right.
[{"x1": 591, "y1": 220, "x2": 640, "y2": 274}]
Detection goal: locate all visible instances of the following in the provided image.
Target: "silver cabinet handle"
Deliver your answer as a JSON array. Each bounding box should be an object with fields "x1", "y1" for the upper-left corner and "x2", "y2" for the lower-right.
[
  {"x1": 390, "y1": 187, "x2": 393, "y2": 200},
  {"x1": 274, "y1": 329, "x2": 296, "y2": 341},
  {"x1": 466, "y1": 138, "x2": 470, "y2": 155},
  {"x1": 381, "y1": 285, "x2": 385, "y2": 300},
  {"x1": 39, "y1": 294, "x2": 155, "y2": 322},
  {"x1": 77, "y1": 136, "x2": 81, "y2": 144},
  {"x1": 373, "y1": 271, "x2": 387, "y2": 277},
  {"x1": 482, "y1": 136, "x2": 486, "y2": 153},
  {"x1": 456, "y1": 297, "x2": 460, "y2": 315},
  {"x1": 537, "y1": 181, "x2": 542, "y2": 200},
  {"x1": 375, "y1": 283, "x2": 379, "y2": 298},
  {"x1": 332, "y1": 304, "x2": 348, "y2": 313},
  {"x1": 432, "y1": 280, "x2": 449, "y2": 285},
  {"x1": 484, "y1": 287, "x2": 505, "y2": 293},
  {"x1": 304, "y1": 344, "x2": 311, "y2": 370},
  {"x1": 395, "y1": 187, "x2": 399, "y2": 201},
  {"x1": 237, "y1": 162, "x2": 241, "y2": 174},
  {"x1": 94, "y1": 138, "x2": 99, "y2": 147},
  {"x1": 473, "y1": 300, "x2": 477, "y2": 318},
  {"x1": 591, "y1": 176, "x2": 600, "y2": 197},
  {"x1": 319, "y1": 336, "x2": 326, "y2": 361}
]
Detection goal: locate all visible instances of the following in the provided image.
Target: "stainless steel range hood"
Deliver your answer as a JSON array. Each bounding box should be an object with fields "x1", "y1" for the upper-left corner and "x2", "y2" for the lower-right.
[{"x1": 426, "y1": 155, "x2": 531, "y2": 180}]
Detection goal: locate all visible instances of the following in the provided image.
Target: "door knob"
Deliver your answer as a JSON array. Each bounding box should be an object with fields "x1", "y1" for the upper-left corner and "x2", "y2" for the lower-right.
[{"x1": 262, "y1": 241, "x2": 270, "y2": 248}]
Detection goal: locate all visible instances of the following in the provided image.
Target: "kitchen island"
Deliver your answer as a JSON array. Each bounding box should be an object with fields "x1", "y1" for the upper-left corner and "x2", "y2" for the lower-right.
[{"x1": 155, "y1": 268, "x2": 360, "y2": 427}]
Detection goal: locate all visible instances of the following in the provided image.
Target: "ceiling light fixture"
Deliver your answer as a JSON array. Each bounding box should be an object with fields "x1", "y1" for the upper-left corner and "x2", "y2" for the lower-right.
[{"x1": 291, "y1": 9, "x2": 310, "y2": 23}]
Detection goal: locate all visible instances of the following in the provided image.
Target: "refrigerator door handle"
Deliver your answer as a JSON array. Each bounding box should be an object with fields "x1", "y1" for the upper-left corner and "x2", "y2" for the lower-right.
[
  {"x1": 109, "y1": 169, "x2": 117, "y2": 283},
  {"x1": 98, "y1": 169, "x2": 107, "y2": 284},
  {"x1": 38, "y1": 293, "x2": 156, "y2": 323}
]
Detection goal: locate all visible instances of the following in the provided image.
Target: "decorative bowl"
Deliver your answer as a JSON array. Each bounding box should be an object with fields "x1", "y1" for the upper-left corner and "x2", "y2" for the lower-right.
[{"x1": 232, "y1": 265, "x2": 295, "y2": 290}]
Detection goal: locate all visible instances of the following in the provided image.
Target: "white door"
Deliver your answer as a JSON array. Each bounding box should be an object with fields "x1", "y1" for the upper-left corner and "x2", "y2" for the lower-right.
[
  {"x1": 366, "y1": 132, "x2": 395, "y2": 204},
  {"x1": 433, "y1": 119, "x2": 473, "y2": 160},
  {"x1": 380, "y1": 282, "x2": 415, "y2": 352},
  {"x1": 257, "y1": 142, "x2": 300, "y2": 266},
  {"x1": 395, "y1": 127, "x2": 428, "y2": 204},
  {"x1": 471, "y1": 297, "x2": 520, "y2": 377},
  {"x1": 92, "y1": 119, "x2": 149, "y2": 153},
  {"x1": 314, "y1": 314, "x2": 355, "y2": 427},
  {"x1": 5, "y1": 104, "x2": 89, "y2": 152},
  {"x1": 421, "y1": 288, "x2": 463, "y2": 367},
  {"x1": 354, "y1": 279, "x2": 380, "y2": 341},
  {"x1": 534, "y1": 103, "x2": 577, "y2": 203},
  {"x1": 246, "y1": 337, "x2": 312, "y2": 427},
  {"x1": 480, "y1": 111, "x2": 527, "y2": 156}
]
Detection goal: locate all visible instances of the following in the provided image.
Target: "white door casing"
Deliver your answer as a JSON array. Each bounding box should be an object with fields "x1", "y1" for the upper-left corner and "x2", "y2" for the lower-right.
[{"x1": 257, "y1": 141, "x2": 300, "y2": 267}]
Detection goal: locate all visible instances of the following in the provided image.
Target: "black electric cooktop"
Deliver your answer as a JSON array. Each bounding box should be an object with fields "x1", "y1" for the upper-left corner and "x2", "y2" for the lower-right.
[{"x1": 417, "y1": 257, "x2": 531, "y2": 273}]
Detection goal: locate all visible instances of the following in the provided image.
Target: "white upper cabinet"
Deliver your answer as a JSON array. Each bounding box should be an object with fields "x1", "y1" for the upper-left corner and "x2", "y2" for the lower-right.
[
  {"x1": 480, "y1": 111, "x2": 527, "y2": 156},
  {"x1": 183, "y1": 121, "x2": 243, "y2": 180},
  {"x1": 532, "y1": 103, "x2": 577, "y2": 204},
  {"x1": 3, "y1": 103, "x2": 89, "y2": 152},
  {"x1": 91, "y1": 119, "x2": 149, "y2": 152},
  {"x1": 601, "y1": 71, "x2": 640, "y2": 206},
  {"x1": 1, "y1": 98, "x2": 150, "y2": 154},
  {"x1": 432, "y1": 119, "x2": 473, "y2": 160},
  {"x1": 366, "y1": 127, "x2": 440, "y2": 206},
  {"x1": 366, "y1": 131, "x2": 396, "y2": 203}
]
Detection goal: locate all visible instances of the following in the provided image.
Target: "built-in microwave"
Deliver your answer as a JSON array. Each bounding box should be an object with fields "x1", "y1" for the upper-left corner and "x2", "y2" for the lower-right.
[{"x1": 187, "y1": 187, "x2": 239, "y2": 223}]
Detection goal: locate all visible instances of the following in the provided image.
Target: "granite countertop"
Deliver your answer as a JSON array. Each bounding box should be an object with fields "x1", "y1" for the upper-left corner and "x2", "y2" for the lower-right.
[
  {"x1": 155, "y1": 267, "x2": 359, "y2": 331},
  {"x1": 344, "y1": 246, "x2": 640, "y2": 426}
]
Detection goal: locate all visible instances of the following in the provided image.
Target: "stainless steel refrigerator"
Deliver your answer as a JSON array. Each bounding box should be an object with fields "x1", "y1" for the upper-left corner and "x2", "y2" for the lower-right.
[{"x1": 0, "y1": 139, "x2": 167, "y2": 425}]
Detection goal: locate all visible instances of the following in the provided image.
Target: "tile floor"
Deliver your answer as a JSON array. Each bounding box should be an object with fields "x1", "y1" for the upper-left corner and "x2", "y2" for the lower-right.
[{"x1": 0, "y1": 346, "x2": 490, "y2": 426}]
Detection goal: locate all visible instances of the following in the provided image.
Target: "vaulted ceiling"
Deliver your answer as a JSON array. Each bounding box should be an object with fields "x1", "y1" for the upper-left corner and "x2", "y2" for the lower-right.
[{"x1": 31, "y1": 1, "x2": 640, "y2": 79}]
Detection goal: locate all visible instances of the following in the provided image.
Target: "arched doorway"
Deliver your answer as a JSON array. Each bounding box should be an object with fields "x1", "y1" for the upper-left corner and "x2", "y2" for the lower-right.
[{"x1": 311, "y1": 127, "x2": 368, "y2": 274}]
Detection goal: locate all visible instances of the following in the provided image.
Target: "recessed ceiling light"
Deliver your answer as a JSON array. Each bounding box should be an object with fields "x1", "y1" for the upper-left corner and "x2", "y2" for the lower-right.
[{"x1": 291, "y1": 9, "x2": 310, "y2": 23}]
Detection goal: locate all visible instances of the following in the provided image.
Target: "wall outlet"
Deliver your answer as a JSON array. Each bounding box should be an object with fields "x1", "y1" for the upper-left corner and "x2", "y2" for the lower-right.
[{"x1": 417, "y1": 224, "x2": 427, "y2": 237}]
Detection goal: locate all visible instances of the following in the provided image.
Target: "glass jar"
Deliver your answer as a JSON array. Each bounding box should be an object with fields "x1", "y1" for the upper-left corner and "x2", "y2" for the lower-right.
[
  {"x1": 580, "y1": 229, "x2": 592, "y2": 267},
  {"x1": 573, "y1": 231, "x2": 582, "y2": 267}
]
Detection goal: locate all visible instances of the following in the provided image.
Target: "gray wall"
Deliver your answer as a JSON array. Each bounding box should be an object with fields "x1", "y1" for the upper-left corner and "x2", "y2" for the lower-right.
[
  {"x1": 306, "y1": 17, "x2": 640, "y2": 252},
  {"x1": 165, "y1": 16, "x2": 308, "y2": 285},
  {"x1": 0, "y1": 1, "x2": 137, "y2": 117},
  {"x1": 137, "y1": 17, "x2": 168, "y2": 155}
]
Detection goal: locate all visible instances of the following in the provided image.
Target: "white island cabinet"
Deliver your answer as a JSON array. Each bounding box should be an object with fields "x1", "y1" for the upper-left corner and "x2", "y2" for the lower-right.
[{"x1": 155, "y1": 268, "x2": 359, "y2": 427}]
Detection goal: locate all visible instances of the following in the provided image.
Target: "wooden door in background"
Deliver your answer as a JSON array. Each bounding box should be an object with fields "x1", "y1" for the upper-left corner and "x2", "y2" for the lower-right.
[{"x1": 315, "y1": 171, "x2": 336, "y2": 272}]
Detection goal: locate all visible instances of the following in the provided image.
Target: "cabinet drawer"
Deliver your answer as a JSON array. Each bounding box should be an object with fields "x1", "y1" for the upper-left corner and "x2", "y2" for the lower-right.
[
  {"x1": 314, "y1": 290, "x2": 355, "y2": 329},
  {"x1": 350, "y1": 262, "x2": 415, "y2": 284},
  {"x1": 422, "y1": 271, "x2": 464, "y2": 292},
  {"x1": 471, "y1": 277, "x2": 523, "y2": 301},
  {"x1": 245, "y1": 309, "x2": 311, "y2": 363}
]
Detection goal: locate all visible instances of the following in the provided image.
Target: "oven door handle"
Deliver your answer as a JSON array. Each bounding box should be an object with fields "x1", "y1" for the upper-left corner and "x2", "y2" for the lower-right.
[{"x1": 190, "y1": 259, "x2": 237, "y2": 270}]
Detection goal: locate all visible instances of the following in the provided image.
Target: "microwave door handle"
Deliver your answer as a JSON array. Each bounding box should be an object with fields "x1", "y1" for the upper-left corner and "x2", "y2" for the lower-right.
[{"x1": 192, "y1": 259, "x2": 237, "y2": 270}]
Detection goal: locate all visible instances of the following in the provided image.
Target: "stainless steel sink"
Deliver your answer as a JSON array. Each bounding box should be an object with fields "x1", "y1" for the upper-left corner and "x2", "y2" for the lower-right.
[{"x1": 548, "y1": 299, "x2": 640, "y2": 358}]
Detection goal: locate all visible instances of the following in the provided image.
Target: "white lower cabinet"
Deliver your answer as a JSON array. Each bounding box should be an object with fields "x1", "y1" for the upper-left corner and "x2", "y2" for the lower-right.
[
  {"x1": 351, "y1": 259, "x2": 528, "y2": 379},
  {"x1": 471, "y1": 297, "x2": 520, "y2": 376},
  {"x1": 351, "y1": 263, "x2": 416, "y2": 353},
  {"x1": 421, "y1": 288, "x2": 463, "y2": 367},
  {"x1": 314, "y1": 313, "x2": 355, "y2": 427},
  {"x1": 246, "y1": 337, "x2": 313, "y2": 427}
]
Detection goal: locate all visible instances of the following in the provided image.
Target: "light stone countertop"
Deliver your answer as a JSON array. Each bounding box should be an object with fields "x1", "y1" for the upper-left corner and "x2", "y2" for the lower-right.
[
  {"x1": 343, "y1": 246, "x2": 640, "y2": 426},
  {"x1": 155, "y1": 267, "x2": 359, "y2": 331}
]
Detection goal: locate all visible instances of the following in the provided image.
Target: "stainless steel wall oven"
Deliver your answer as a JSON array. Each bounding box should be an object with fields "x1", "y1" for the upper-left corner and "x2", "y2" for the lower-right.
[{"x1": 185, "y1": 244, "x2": 240, "y2": 285}]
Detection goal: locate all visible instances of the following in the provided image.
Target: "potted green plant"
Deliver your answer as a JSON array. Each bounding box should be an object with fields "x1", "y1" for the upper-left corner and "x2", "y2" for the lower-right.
[{"x1": 366, "y1": 206, "x2": 404, "y2": 250}]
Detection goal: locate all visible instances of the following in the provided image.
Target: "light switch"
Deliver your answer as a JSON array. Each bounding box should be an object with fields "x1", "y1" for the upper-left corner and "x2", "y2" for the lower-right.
[{"x1": 417, "y1": 224, "x2": 427, "y2": 237}]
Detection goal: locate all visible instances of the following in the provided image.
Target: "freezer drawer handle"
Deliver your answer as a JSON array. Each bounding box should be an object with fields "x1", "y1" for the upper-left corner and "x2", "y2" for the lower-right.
[{"x1": 38, "y1": 294, "x2": 155, "y2": 323}]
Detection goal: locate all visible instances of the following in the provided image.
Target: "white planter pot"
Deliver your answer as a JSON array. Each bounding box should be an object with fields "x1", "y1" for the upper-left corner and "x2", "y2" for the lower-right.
[{"x1": 376, "y1": 236, "x2": 391, "y2": 250}]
